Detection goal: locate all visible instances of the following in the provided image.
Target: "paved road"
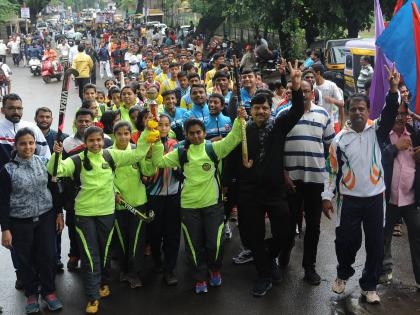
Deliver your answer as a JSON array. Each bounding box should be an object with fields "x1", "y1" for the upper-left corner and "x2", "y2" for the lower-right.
[{"x1": 0, "y1": 64, "x2": 419, "y2": 315}]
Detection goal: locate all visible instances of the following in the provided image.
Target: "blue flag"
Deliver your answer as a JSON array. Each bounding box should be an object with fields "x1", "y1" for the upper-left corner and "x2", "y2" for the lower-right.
[{"x1": 377, "y1": 0, "x2": 419, "y2": 112}]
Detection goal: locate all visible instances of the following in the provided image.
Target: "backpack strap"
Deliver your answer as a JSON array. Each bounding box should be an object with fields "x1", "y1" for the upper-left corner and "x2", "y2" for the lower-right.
[
  {"x1": 70, "y1": 154, "x2": 82, "y2": 189},
  {"x1": 102, "y1": 149, "x2": 116, "y2": 172},
  {"x1": 204, "y1": 140, "x2": 222, "y2": 202},
  {"x1": 177, "y1": 140, "x2": 188, "y2": 173}
]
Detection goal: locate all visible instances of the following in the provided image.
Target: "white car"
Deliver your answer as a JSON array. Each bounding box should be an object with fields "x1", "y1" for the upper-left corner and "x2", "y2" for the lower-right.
[
  {"x1": 36, "y1": 22, "x2": 48, "y2": 33},
  {"x1": 157, "y1": 23, "x2": 167, "y2": 35},
  {"x1": 180, "y1": 25, "x2": 194, "y2": 37}
]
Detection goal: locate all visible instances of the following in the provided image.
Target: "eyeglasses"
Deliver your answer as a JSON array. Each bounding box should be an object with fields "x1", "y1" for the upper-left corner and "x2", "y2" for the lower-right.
[{"x1": 5, "y1": 106, "x2": 23, "y2": 112}]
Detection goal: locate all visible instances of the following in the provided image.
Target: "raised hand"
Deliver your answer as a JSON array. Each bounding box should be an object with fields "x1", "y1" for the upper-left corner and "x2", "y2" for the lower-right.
[
  {"x1": 288, "y1": 59, "x2": 302, "y2": 91},
  {"x1": 385, "y1": 63, "x2": 400, "y2": 93}
]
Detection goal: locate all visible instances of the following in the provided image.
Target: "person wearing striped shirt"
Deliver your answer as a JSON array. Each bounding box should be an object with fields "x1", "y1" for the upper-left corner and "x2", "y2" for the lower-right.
[{"x1": 280, "y1": 79, "x2": 335, "y2": 285}]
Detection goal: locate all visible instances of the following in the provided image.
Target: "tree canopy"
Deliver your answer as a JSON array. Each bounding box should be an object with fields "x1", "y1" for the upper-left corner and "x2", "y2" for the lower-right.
[{"x1": 182, "y1": 0, "x2": 400, "y2": 57}]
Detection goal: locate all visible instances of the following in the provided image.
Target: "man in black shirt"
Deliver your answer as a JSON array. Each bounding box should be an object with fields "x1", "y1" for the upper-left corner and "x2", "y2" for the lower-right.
[{"x1": 227, "y1": 62, "x2": 304, "y2": 297}]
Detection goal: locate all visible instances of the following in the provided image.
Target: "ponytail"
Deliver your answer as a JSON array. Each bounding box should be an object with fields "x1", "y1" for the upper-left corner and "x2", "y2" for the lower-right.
[{"x1": 83, "y1": 148, "x2": 93, "y2": 171}]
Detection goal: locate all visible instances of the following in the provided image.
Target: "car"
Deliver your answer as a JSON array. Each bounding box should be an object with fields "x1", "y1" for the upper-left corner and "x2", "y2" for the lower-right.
[
  {"x1": 180, "y1": 25, "x2": 194, "y2": 37},
  {"x1": 36, "y1": 21, "x2": 48, "y2": 33},
  {"x1": 146, "y1": 21, "x2": 160, "y2": 27},
  {"x1": 156, "y1": 23, "x2": 167, "y2": 35},
  {"x1": 46, "y1": 18, "x2": 58, "y2": 27}
]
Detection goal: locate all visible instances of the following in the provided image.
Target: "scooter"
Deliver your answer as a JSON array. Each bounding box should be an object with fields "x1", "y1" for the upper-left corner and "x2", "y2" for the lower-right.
[
  {"x1": 28, "y1": 57, "x2": 41, "y2": 76},
  {"x1": 41, "y1": 58, "x2": 63, "y2": 83}
]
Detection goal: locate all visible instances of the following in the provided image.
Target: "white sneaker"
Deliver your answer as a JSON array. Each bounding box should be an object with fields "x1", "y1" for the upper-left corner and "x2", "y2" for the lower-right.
[
  {"x1": 224, "y1": 222, "x2": 232, "y2": 240},
  {"x1": 361, "y1": 290, "x2": 380, "y2": 304},
  {"x1": 378, "y1": 272, "x2": 392, "y2": 284},
  {"x1": 332, "y1": 278, "x2": 346, "y2": 294},
  {"x1": 232, "y1": 249, "x2": 253, "y2": 264}
]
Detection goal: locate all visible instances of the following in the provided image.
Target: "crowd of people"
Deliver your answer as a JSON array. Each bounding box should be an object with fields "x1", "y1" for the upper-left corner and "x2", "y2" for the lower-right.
[{"x1": 0, "y1": 19, "x2": 419, "y2": 315}]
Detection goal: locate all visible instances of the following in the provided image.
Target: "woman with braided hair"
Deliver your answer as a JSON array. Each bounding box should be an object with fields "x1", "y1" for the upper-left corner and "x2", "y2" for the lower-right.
[{"x1": 48, "y1": 125, "x2": 154, "y2": 314}]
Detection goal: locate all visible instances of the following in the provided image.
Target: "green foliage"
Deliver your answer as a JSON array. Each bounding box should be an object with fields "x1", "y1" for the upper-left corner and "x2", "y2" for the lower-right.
[{"x1": 0, "y1": 0, "x2": 19, "y2": 23}]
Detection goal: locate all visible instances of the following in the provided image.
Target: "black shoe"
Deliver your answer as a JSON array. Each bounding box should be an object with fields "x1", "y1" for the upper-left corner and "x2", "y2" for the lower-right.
[
  {"x1": 67, "y1": 257, "x2": 79, "y2": 272},
  {"x1": 15, "y1": 279, "x2": 23, "y2": 291},
  {"x1": 164, "y1": 271, "x2": 178, "y2": 286},
  {"x1": 56, "y1": 260, "x2": 64, "y2": 273},
  {"x1": 271, "y1": 261, "x2": 283, "y2": 284},
  {"x1": 252, "y1": 278, "x2": 272, "y2": 297},
  {"x1": 304, "y1": 268, "x2": 321, "y2": 285}
]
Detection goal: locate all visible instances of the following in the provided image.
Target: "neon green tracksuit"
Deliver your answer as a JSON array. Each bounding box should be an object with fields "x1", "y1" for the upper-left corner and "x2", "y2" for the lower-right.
[
  {"x1": 47, "y1": 130, "x2": 151, "y2": 300},
  {"x1": 150, "y1": 118, "x2": 241, "y2": 281},
  {"x1": 112, "y1": 142, "x2": 156, "y2": 278}
]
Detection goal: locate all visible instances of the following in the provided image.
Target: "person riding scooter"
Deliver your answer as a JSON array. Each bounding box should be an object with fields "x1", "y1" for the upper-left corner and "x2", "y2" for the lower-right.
[
  {"x1": 27, "y1": 42, "x2": 43, "y2": 60},
  {"x1": 43, "y1": 44, "x2": 58, "y2": 71}
]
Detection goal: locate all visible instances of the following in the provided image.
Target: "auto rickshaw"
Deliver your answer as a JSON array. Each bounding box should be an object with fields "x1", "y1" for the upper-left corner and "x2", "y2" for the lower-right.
[
  {"x1": 74, "y1": 22, "x2": 86, "y2": 34},
  {"x1": 343, "y1": 38, "x2": 375, "y2": 98}
]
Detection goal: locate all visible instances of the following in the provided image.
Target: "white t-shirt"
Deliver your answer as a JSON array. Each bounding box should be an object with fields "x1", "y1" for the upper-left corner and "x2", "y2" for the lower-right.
[
  {"x1": 124, "y1": 52, "x2": 140, "y2": 74},
  {"x1": 315, "y1": 79, "x2": 343, "y2": 125},
  {"x1": 7, "y1": 41, "x2": 20, "y2": 54},
  {"x1": 0, "y1": 63, "x2": 12, "y2": 78},
  {"x1": 0, "y1": 43, "x2": 7, "y2": 55},
  {"x1": 57, "y1": 43, "x2": 70, "y2": 57}
]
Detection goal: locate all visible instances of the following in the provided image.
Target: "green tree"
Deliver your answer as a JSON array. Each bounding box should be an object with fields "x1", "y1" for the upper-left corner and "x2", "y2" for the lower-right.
[
  {"x1": 0, "y1": 0, "x2": 19, "y2": 23},
  {"x1": 16, "y1": 0, "x2": 49, "y2": 23}
]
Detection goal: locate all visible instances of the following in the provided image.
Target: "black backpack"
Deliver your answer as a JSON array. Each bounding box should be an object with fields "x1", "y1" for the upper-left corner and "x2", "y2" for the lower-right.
[
  {"x1": 70, "y1": 149, "x2": 116, "y2": 190},
  {"x1": 177, "y1": 140, "x2": 222, "y2": 201}
]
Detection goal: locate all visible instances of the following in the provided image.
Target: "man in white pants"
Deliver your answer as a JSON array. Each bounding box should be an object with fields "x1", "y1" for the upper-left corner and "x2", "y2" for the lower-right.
[{"x1": 97, "y1": 42, "x2": 112, "y2": 79}]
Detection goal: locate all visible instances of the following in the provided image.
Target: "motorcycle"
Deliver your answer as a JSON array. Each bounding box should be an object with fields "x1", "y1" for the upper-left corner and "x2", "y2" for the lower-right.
[
  {"x1": 41, "y1": 58, "x2": 63, "y2": 83},
  {"x1": 28, "y1": 57, "x2": 41, "y2": 76}
]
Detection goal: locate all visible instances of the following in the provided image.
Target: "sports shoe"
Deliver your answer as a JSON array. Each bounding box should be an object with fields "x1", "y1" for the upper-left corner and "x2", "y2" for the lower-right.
[
  {"x1": 56, "y1": 260, "x2": 64, "y2": 273},
  {"x1": 252, "y1": 278, "x2": 272, "y2": 297},
  {"x1": 209, "y1": 271, "x2": 222, "y2": 287},
  {"x1": 195, "y1": 281, "x2": 208, "y2": 294},
  {"x1": 164, "y1": 271, "x2": 178, "y2": 286},
  {"x1": 85, "y1": 300, "x2": 99, "y2": 314},
  {"x1": 128, "y1": 276, "x2": 143, "y2": 289},
  {"x1": 416, "y1": 283, "x2": 420, "y2": 291},
  {"x1": 304, "y1": 268, "x2": 321, "y2": 285},
  {"x1": 67, "y1": 256, "x2": 79, "y2": 272},
  {"x1": 99, "y1": 285, "x2": 110, "y2": 298},
  {"x1": 332, "y1": 278, "x2": 346, "y2": 294},
  {"x1": 225, "y1": 223, "x2": 232, "y2": 240},
  {"x1": 233, "y1": 249, "x2": 253, "y2": 265},
  {"x1": 271, "y1": 260, "x2": 283, "y2": 284},
  {"x1": 42, "y1": 293, "x2": 63, "y2": 311},
  {"x1": 25, "y1": 295, "x2": 39, "y2": 314},
  {"x1": 378, "y1": 272, "x2": 392, "y2": 284},
  {"x1": 361, "y1": 290, "x2": 381, "y2": 304}
]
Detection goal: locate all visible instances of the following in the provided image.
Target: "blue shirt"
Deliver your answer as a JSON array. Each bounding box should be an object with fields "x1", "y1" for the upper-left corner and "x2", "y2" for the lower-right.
[
  {"x1": 164, "y1": 107, "x2": 187, "y2": 128},
  {"x1": 240, "y1": 88, "x2": 255, "y2": 109},
  {"x1": 303, "y1": 57, "x2": 314, "y2": 68},
  {"x1": 205, "y1": 113, "x2": 232, "y2": 139},
  {"x1": 182, "y1": 103, "x2": 210, "y2": 125}
]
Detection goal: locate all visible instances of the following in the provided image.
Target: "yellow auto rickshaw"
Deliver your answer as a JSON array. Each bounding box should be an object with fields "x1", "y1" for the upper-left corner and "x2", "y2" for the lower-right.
[{"x1": 343, "y1": 38, "x2": 375, "y2": 98}]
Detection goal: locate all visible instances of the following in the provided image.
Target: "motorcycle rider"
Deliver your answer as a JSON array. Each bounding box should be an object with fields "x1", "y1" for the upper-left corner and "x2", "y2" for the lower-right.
[
  {"x1": 57, "y1": 39, "x2": 70, "y2": 70},
  {"x1": 57, "y1": 39, "x2": 70, "y2": 60},
  {"x1": 43, "y1": 44, "x2": 58, "y2": 72},
  {"x1": 254, "y1": 35, "x2": 278, "y2": 65},
  {"x1": 27, "y1": 42, "x2": 42, "y2": 60}
]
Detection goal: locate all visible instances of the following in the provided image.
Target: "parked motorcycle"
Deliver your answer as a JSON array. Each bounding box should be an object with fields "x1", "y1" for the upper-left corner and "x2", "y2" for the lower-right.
[
  {"x1": 41, "y1": 58, "x2": 63, "y2": 83},
  {"x1": 28, "y1": 57, "x2": 41, "y2": 76}
]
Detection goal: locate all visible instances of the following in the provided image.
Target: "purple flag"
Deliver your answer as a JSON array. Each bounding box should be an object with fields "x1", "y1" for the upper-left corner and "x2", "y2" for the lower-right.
[{"x1": 369, "y1": 0, "x2": 392, "y2": 119}]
